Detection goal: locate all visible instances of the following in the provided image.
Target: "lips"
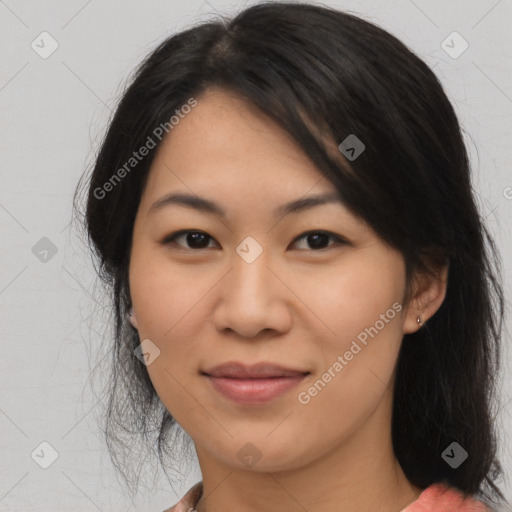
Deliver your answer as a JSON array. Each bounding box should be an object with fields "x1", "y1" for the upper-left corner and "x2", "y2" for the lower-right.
[
  {"x1": 201, "y1": 361, "x2": 310, "y2": 405},
  {"x1": 202, "y1": 361, "x2": 309, "y2": 379}
]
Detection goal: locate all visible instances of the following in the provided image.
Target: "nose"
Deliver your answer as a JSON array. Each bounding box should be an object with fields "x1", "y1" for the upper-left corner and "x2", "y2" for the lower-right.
[{"x1": 213, "y1": 249, "x2": 292, "y2": 339}]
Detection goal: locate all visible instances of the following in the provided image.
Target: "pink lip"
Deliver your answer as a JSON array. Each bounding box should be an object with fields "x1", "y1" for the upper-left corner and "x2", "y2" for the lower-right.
[
  {"x1": 201, "y1": 361, "x2": 309, "y2": 405},
  {"x1": 205, "y1": 375, "x2": 307, "y2": 405}
]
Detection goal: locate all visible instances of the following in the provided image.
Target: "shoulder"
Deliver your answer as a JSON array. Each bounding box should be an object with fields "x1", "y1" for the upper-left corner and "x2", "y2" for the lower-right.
[
  {"x1": 402, "y1": 483, "x2": 493, "y2": 512},
  {"x1": 161, "y1": 481, "x2": 203, "y2": 512}
]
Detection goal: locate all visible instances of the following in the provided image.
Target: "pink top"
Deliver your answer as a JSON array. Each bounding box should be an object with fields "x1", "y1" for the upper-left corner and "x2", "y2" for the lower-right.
[
  {"x1": 162, "y1": 481, "x2": 492, "y2": 512},
  {"x1": 402, "y1": 483, "x2": 491, "y2": 512}
]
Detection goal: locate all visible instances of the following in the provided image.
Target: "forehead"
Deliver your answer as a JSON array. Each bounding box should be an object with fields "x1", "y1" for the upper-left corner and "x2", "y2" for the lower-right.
[{"x1": 141, "y1": 87, "x2": 339, "y2": 205}]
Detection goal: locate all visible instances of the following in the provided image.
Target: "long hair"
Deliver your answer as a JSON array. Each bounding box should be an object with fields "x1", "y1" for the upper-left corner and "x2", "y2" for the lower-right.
[{"x1": 73, "y1": 2, "x2": 508, "y2": 508}]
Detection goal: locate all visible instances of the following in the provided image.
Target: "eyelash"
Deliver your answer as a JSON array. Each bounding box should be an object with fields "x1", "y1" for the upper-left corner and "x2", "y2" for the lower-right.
[{"x1": 160, "y1": 230, "x2": 347, "y2": 252}]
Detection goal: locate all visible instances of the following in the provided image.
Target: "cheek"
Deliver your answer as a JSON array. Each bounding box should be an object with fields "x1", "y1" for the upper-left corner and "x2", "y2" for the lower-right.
[
  {"x1": 303, "y1": 251, "x2": 406, "y2": 355},
  {"x1": 129, "y1": 242, "x2": 207, "y2": 337},
  {"x1": 128, "y1": 246, "x2": 206, "y2": 411},
  {"x1": 294, "y1": 251, "x2": 405, "y2": 418},
  {"x1": 293, "y1": 273, "x2": 404, "y2": 460}
]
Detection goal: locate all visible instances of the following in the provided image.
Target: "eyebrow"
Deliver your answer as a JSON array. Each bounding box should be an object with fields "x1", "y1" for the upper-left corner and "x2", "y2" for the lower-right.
[{"x1": 147, "y1": 191, "x2": 344, "y2": 219}]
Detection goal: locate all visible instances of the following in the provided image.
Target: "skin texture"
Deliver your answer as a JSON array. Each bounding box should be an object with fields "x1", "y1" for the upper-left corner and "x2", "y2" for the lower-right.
[{"x1": 128, "y1": 87, "x2": 449, "y2": 512}]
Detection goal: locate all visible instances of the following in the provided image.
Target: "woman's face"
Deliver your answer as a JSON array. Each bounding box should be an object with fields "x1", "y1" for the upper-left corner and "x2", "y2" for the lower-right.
[{"x1": 128, "y1": 87, "x2": 422, "y2": 473}]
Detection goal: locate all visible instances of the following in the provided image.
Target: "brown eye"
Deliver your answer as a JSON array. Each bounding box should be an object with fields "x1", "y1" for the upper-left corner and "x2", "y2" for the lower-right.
[
  {"x1": 161, "y1": 230, "x2": 217, "y2": 250},
  {"x1": 291, "y1": 231, "x2": 346, "y2": 251}
]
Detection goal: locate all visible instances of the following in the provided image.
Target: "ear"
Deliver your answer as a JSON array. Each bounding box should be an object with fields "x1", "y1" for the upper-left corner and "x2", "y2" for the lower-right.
[
  {"x1": 402, "y1": 260, "x2": 449, "y2": 334},
  {"x1": 129, "y1": 307, "x2": 139, "y2": 330}
]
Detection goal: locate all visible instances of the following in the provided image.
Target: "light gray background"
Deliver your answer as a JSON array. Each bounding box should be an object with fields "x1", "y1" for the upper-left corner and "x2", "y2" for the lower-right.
[{"x1": 1, "y1": 0, "x2": 511, "y2": 510}]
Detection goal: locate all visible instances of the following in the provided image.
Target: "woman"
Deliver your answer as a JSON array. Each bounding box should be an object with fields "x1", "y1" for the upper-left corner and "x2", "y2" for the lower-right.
[{"x1": 74, "y1": 2, "x2": 509, "y2": 511}]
